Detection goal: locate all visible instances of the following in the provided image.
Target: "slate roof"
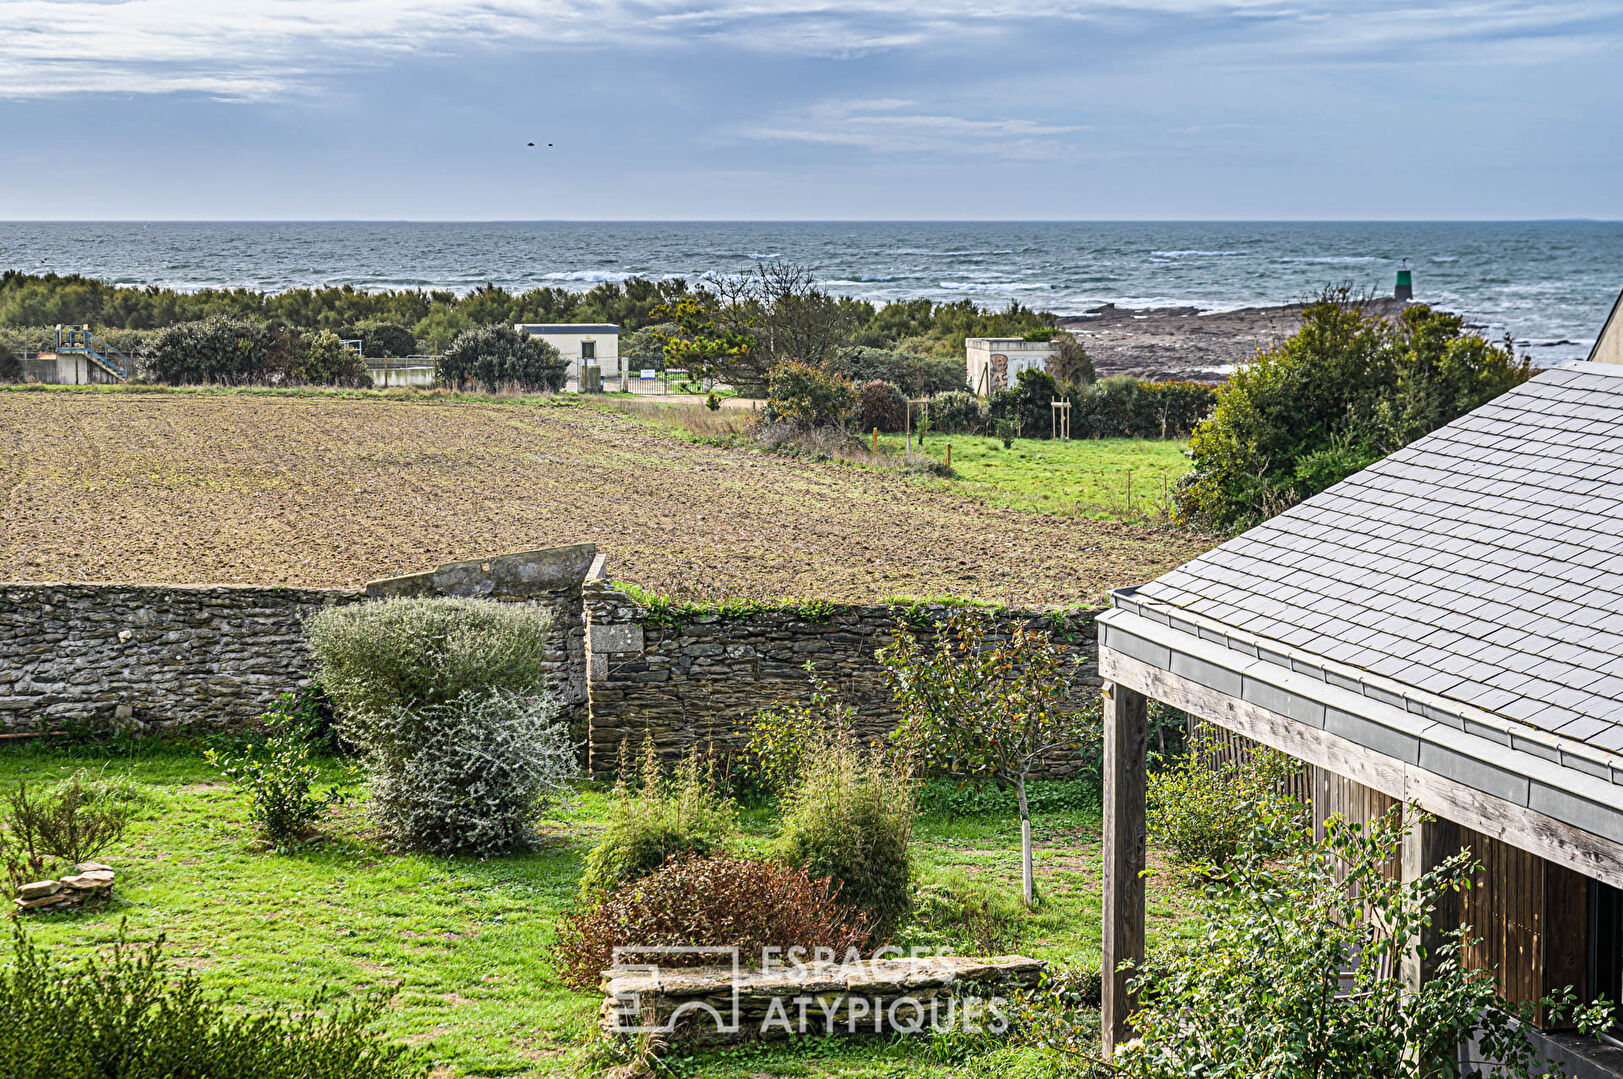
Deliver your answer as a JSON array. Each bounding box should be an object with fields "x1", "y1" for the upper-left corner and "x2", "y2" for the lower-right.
[{"x1": 1134, "y1": 360, "x2": 1623, "y2": 765}]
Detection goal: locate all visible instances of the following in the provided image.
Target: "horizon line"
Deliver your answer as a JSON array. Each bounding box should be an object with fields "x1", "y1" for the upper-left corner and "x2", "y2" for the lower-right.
[{"x1": 0, "y1": 218, "x2": 1619, "y2": 226}]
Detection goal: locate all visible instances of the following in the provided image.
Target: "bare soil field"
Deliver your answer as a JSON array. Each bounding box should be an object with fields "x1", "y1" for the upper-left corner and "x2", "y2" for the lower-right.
[{"x1": 0, "y1": 390, "x2": 1210, "y2": 605}]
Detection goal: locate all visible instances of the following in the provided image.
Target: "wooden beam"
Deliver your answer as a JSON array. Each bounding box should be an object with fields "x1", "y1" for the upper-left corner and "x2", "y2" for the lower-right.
[
  {"x1": 1401, "y1": 807, "x2": 1459, "y2": 991},
  {"x1": 1101, "y1": 679, "x2": 1147, "y2": 1052},
  {"x1": 1100, "y1": 645, "x2": 1623, "y2": 892}
]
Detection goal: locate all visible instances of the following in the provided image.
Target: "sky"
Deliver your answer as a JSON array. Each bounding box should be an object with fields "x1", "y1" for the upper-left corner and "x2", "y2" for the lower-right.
[{"x1": 0, "y1": 0, "x2": 1621, "y2": 220}]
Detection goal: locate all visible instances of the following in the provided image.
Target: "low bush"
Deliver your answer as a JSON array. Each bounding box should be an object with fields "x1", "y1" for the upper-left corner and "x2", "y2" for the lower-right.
[
  {"x1": 0, "y1": 923, "x2": 424, "y2": 1079},
  {"x1": 205, "y1": 695, "x2": 345, "y2": 846},
  {"x1": 5, "y1": 775, "x2": 128, "y2": 867},
  {"x1": 308, "y1": 597, "x2": 570, "y2": 856},
  {"x1": 1146, "y1": 727, "x2": 1306, "y2": 868},
  {"x1": 348, "y1": 320, "x2": 418, "y2": 358},
  {"x1": 307, "y1": 596, "x2": 555, "y2": 727},
  {"x1": 833, "y1": 346, "x2": 966, "y2": 397},
  {"x1": 743, "y1": 668, "x2": 859, "y2": 795},
  {"x1": 370, "y1": 690, "x2": 574, "y2": 856},
  {"x1": 289, "y1": 330, "x2": 369, "y2": 387},
  {"x1": 579, "y1": 744, "x2": 736, "y2": 896},
  {"x1": 766, "y1": 359, "x2": 856, "y2": 431},
  {"x1": 853, "y1": 379, "x2": 908, "y2": 432},
  {"x1": 437, "y1": 324, "x2": 567, "y2": 393},
  {"x1": 1126, "y1": 811, "x2": 1613, "y2": 1079},
  {"x1": 556, "y1": 853, "x2": 870, "y2": 991},
  {"x1": 139, "y1": 315, "x2": 273, "y2": 385},
  {"x1": 931, "y1": 390, "x2": 989, "y2": 435},
  {"x1": 778, "y1": 735, "x2": 914, "y2": 942}
]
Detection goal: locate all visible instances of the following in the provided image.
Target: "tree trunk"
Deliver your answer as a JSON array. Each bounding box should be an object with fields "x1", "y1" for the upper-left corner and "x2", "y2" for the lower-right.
[{"x1": 1016, "y1": 774, "x2": 1036, "y2": 909}]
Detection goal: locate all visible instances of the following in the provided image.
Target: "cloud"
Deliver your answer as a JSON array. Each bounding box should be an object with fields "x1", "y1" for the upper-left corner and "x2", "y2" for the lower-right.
[
  {"x1": 743, "y1": 99, "x2": 1086, "y2": 157},
  {"x1": 0, "y1": 0, "x2": 1615, "y2": 100}
]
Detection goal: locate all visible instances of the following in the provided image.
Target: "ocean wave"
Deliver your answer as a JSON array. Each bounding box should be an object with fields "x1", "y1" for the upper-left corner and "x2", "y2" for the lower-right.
[
  {"x1": 540, "y1": 270, "x2": 636, "y2": 283},
  {"x1": 939, "y1": 281, "x2": 1052, "y2": 292},
  {"x1": 1150, "y1": 250, "x2": 1242, "y2": 258},
  {"x1": 1293, "y1": 256, "x2": 1385, "y2": 264},
  {"x1": 821, "y1": 276, "x2": 895, "y2": 285}
]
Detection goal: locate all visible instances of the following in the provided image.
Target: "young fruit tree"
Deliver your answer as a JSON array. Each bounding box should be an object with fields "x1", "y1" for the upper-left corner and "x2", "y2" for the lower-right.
[{"x1": 880, "y1": 611, "x2": 1095, "y2": 909}]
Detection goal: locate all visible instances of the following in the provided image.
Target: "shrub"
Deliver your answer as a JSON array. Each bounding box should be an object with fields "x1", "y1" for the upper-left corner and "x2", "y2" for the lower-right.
[
  {"x1": 834, "y1": 346, "x2": 966, "y2": 397},
  {"x1": 0, "y1": 923, "x2": 424, "y2": 1079},
  {"x1": 307, "y1": 597, "x2": 568, "y2": 856},
  {"x1": 778, "y1": 736, "x2": 914, "y2": 941},
  {"x1": 766, "y1": 359, "x2": 856, "y2": 430},
  {"x1": 1124, "y1": 811, "x2": 1614, "y2": 1079},
  {"x1": 366, "y1": 690, "x2": 574, "y2": 856},
  {"x1": 1045, "y1": 332, "x2": 1095, "y2": 386},
  {"x1": 556, "y1": 853, "x2": 870, "y2": 991},
  {"x1": 744, "y1": 667, "x2": 860, "y2": 795},
  {"x1": 931, "y1": 390, "x2": 988, "y2": 435},
  {"x1": 206, "y1": 696, "x2": 345, "y2": 846},
  {"x1": 853, "y1": 379, "x2": 908, "y2": 433},
  {"x1": 0, "y1": 331, "x2": 22, "y2": 381},
  {"x1": 1175, "y1": 291, "x2": 1531, "y2": 531},
  {"x1": 1146, "y1": 728, "x2": 1306, "y2": 868},
  {"x1": 996, "y1": 419, "x2": 1016, "y2": 448},
  {"x1": 437, "y1": 324, "x2": 567, "y2": 393},
  {"x1": 579, "y1": 744, "x2": 737, "y2": 896},
  {"x1": 349, "y1": 321, "x2": 418, "y2": 358},
  {"x1": 5, "y1": 776, "x2": 128, "y2": 867},
  {"x1": 307, "y1": 596, "x2": 555, "y2": 727},
  {"x1": 138, "y1": 315, "x2": 273, "y2": 385},
  {"x1": 286, "y1": 330, "x2": 368, "y2": 386},
  {"x1": 987, "y1": 368, "x2": 1061, "y2": 438}
]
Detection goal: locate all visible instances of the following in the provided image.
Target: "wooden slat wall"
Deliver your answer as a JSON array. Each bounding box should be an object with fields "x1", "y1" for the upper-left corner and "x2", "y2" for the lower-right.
[
  {"x1": 1186, "y1": 725, "x2": 1592, "y2": 1028},
  {"x1": 1458, "y1": 826, "x2": 1589, "y2": 1029},
  {"x1": 1186, "y1": 717, "x2": 1312, "y2": 803}
]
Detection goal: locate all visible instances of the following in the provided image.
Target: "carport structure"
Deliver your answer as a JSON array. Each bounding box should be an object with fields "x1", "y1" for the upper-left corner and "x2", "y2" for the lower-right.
[{"x1": 1098, "y1": 359, "x2": 1623, "y2": 1076}]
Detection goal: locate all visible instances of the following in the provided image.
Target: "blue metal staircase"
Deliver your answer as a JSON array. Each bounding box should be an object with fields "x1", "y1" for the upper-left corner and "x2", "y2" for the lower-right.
[{"x1": 55, "y1": 325, "x2": 133, "y2": 381}]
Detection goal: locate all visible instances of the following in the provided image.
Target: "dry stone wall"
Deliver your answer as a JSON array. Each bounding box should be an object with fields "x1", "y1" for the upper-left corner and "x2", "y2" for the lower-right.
[
  {"x1": 0, "y1": 544, "x2": 596, "y2": 736},
  {"x1": 2, "y1": 545, "x2": 1097, "y2": 758},
  {"x1": 0, "y1": 582, "x2": 353, "y2": 734},
  {"x1": 584, "y1": 574, "x2": 1100, "y2": 775}
]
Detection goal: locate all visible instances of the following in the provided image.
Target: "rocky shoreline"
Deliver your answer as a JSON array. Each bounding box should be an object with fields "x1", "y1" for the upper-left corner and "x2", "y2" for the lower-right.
[{"x1": 1059, "y1": 297, "x2": 1410, "y2": 383}]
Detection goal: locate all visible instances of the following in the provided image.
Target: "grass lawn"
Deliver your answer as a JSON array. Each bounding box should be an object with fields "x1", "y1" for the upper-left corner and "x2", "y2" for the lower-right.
[
  {"x1": 879, "y1": 434, "x2": 1193, "y2": 523},
  {"x1": 0, "y1": 741, "x2": 1204, "y2": 1078}
]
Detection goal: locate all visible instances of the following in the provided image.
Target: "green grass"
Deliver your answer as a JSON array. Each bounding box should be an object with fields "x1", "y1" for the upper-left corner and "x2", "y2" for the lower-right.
[
  {"x1": 881, "y1": 434, "x2": 1192, "y2": 522},
  {"x1": 0, "y1": 743, "x2": 1203, "y2": 1078}
]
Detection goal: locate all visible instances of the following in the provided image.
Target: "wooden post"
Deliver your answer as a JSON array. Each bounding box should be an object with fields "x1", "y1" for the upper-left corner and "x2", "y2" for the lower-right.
[
  {"x1": 1102, "y1": 680, "x2": 1148, "y2": 1052},
  {"x1": 872, "y1": 427, "x2": 878, "y2": 455},
  {"x1": 1401, "y1": 807, "x2": 1459, "y2": 992},
  {"x1": 945, "y1": 443, "x2": 951, "y2": 469}
]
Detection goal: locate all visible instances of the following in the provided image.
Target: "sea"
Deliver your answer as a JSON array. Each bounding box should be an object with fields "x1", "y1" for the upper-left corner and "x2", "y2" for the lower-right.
[{"x1": 2, "y1": 220, "x2": 1619, "y2": 364}]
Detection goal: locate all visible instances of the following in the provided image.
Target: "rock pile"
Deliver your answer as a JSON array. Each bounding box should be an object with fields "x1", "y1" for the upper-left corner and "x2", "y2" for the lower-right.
[{"x1": 13, "y1": 862, "x2": 116, "y2": 912}]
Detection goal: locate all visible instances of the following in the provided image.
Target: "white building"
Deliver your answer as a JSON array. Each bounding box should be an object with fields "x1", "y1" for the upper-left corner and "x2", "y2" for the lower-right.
[
  {"x1": 965, "y1": 337, "x2": 1060, "y2": 395},
  {"x1": 515, "y1": 323, "x2": 622, "y2": 389}
]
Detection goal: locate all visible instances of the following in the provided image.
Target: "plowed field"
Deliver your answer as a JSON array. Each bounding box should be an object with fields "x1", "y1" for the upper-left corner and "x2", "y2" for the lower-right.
[{"x1": 0, "y1": 391, "x2": 1209, "y2": 604}]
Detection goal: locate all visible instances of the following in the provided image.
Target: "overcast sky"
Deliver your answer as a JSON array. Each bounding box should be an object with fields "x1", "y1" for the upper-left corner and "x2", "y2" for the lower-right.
[{"x1": 1, "y1": 0, "x2": 1620, "y2": 220}]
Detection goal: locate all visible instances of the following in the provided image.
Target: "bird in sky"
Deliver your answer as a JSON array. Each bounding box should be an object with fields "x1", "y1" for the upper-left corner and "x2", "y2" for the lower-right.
[{"x1": 526, "y1": 142, "x2": 554, "y2": 147}]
